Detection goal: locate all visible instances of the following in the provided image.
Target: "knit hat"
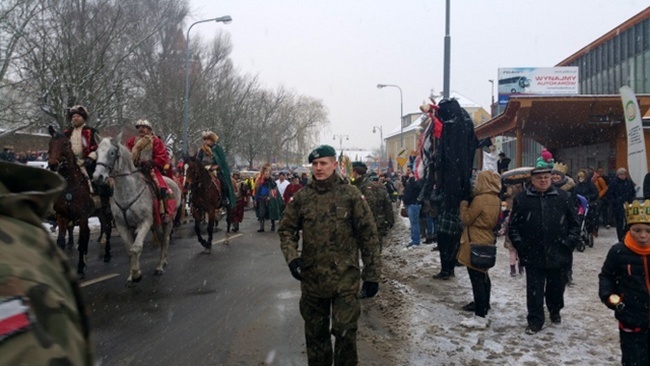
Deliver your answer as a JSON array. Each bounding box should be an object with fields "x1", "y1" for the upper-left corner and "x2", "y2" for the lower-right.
[
  {"x1": 541, "y1": 149, "x2": 553, "y2": 161},
  {"x1": 308, "y1": 145, "x2": 336, "y2": 163},
  {"x1": 352, "y1": 161, "x2": 367, "y2": 169},
  {"x1": 201, "y1": 130, "x2": 219, "y2": 143},
  {"x1": 67, "y1": 105, "x2": 89, "y2": 120}
]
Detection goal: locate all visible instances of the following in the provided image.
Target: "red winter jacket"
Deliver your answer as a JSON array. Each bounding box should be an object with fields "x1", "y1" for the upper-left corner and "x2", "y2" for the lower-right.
[{"x1": 126, "y1": 135, "x2": 169, "y2": 172}]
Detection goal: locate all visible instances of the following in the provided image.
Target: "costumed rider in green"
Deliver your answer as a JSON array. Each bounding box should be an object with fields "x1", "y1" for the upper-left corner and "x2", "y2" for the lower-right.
[{"x1": 197, "y1": 130, "x2": 236, "y2": 209}]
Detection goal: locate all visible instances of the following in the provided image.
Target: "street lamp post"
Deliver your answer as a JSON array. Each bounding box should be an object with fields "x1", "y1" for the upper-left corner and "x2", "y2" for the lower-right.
[
  {"x1": 373, "y1": 125, "x2": 383, "y2": 171},
  {"x1": 182, "y1": 15, "x2": 232, "y2": 155},
  {"x1": 376, "y1": 84, "x2": 403, "y2": 148},
  {"x1": 332, "y1": 134, "x2": 349, "y2": 156},
  {"x1": 488, "y1": 79, "x2": 495, "y2": 117}
]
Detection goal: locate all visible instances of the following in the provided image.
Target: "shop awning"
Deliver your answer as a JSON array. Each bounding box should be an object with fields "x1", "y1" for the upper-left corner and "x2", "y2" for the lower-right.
[{"x1": 475, "y1": 94, "x2": 650, "y2": 149}]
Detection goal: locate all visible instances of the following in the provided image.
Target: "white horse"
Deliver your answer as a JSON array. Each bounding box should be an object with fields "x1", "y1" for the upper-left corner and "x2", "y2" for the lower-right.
[{"x1": 92, "y1": 133, "x2": 181, "y2": 285}]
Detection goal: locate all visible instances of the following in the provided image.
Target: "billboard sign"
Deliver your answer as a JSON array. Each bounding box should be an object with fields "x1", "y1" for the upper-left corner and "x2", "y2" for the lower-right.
[{"x1": 498, "y1": 67, "x2": 579, "y2": 106}]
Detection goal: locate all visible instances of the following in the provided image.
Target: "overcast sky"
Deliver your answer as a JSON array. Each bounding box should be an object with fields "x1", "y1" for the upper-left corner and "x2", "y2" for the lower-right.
[{"x1": 189, "y1": 0, "x2": 648, "y2": 151}]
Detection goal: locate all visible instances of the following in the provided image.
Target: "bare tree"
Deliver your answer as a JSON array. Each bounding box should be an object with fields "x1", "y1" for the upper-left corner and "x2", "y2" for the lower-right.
[
  {"x1": 14, "y1": 0, "x2": 188, "y2": 132},
  {"x1": 0, "y1": 0, "x2": 46, "y2": 135}
]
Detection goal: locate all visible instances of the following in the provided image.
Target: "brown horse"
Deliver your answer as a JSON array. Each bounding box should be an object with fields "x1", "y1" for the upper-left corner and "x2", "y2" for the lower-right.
[
  {"x1": 47, "y1": 126, "x2": 113, "y2": 278},
  {"x1": 184, "y1": 155, "x2": 222, "y2": 253}
]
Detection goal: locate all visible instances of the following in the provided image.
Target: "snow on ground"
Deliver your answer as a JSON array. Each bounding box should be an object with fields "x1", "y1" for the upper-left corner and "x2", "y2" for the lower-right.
[{"x1": 358, "y1": 213, "x2": 622, "y2": 366}]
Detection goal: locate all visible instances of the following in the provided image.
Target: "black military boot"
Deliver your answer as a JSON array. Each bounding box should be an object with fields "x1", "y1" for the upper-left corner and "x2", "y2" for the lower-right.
[
  {"x1": 257, "y1": 220, "x2": 265, "y2": 232},
  {"x1": 271, "y1": 220, "x2": 276, "y2": 232}
]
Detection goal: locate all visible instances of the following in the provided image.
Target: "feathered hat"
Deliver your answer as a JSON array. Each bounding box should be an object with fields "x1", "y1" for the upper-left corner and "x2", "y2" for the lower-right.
[{"x1": 201, "y1": 130, "x2": 219, "y2": 143}]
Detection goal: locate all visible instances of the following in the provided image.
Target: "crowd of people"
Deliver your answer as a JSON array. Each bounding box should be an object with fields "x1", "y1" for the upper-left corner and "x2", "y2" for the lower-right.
[{"x1": 7, "y1": 101, "x2": 650, "y2": 365}]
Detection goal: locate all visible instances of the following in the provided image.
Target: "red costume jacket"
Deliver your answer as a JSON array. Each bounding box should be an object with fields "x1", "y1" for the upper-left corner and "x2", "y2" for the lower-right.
[
  {"x1": 63, "y1": 126, "x2": 98, "y2": 158},
  {"x1": 126, "y1": 135, "x2": 169, "y2": 172}
]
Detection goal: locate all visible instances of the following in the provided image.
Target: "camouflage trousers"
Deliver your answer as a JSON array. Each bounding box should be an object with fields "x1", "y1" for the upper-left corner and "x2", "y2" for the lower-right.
[{"x1": 300, "y1": 292, "x2": 360, "y2": 366}]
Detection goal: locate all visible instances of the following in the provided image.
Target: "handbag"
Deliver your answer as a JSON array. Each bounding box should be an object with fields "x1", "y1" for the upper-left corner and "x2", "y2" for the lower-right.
[
  {"x1": 400, "y1": 203, "x2": 408, "y2": 218},
  {"x1": 468, "y1": 226, "x2": 497, "y2": 269}
]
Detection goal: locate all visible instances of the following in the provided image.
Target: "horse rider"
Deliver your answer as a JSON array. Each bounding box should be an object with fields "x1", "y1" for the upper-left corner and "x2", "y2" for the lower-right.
[
  {"x1": 197, "y1": 131, "x2": 235, "y2": 209},
  {"x1": 63, "y1": 105, "x2": 101, "y2": 193},
  {"x1": 127, "y1": 119, "x2": 175, "y2": 223}
]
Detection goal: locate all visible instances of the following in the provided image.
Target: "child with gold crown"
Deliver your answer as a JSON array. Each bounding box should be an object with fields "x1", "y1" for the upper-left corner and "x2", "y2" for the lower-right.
[{"x1": 599, "y1": 199, "x2": 650, "y2": 365}]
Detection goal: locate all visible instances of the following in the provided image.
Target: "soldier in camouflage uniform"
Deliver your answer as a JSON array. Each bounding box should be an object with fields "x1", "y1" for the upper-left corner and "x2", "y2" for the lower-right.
[
  {"x1": 279, "y1": 145, "x2": 381, "y2": 366},
  {"x1": 0, "y1": 162, "x2": 94, "y2": 365},
  {"x1": 351, "y1": 161, "x2": 394, "y2": 252}
]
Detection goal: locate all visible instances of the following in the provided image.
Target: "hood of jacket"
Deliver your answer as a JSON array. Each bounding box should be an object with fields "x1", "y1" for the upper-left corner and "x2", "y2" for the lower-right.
[{"x1": 473, "y1": 170, "x2": 501, "y2": 197}]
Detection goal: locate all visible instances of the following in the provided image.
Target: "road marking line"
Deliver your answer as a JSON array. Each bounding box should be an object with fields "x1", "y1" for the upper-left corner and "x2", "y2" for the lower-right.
[
  {"x1": 216, "y1": 233, "x2": 242, "y2": 243},
  {"x1": 80, "y1": 273, "x2": 120, "y2": 287}
]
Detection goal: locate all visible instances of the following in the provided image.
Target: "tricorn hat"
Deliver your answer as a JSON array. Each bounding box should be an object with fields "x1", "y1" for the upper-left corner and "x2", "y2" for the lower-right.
[
  {"x1": 135, "y1": 119, "x2": 152, "y2": 129},
  {"x1": 201, "y1": 130, "x2": 219, "y2": 143},
  {"x1": 67, "y1": 105, "x2": 89, "y2": 120}
]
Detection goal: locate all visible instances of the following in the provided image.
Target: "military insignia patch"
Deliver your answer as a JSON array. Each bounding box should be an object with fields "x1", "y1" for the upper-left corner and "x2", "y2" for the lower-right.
[{"x1": 0, "y1": 297, "x2": 32, "y2": 343}]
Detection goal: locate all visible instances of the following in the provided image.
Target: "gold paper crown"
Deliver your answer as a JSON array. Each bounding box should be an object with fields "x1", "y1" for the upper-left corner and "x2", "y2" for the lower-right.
[
  {"x1": 625, "y1": 200, "x2": 650, "y2": 225},
  {"x1": 552, "y1": 162, "x2": 568, "y2": 175}
]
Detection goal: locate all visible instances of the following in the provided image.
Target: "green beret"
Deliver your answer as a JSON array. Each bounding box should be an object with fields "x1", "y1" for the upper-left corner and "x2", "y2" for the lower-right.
[
  {"x1": 308, "y1": 144, "x2": 336, "y2": 163},
  {"x1": 352, "y1": 161, "x2": 367, "y2": 169}
]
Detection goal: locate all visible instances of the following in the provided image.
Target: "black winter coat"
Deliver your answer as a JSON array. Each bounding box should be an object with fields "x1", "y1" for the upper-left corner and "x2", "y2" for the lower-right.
[
  {"x1": 574, "y1": 180, "x2": 598, "y2": 203},
  {"x1": 599, "y1": 243, "x2": 650, "y2": 330},
  {"x1": 607, "y1": 177, "x2": 636, "y2": 212},
  {"x1": 508, "y1": 186, "x2": 580, "y2": 268},
  {"x1": 402, "y1": 177, "x2": 422, "y2": 206}
]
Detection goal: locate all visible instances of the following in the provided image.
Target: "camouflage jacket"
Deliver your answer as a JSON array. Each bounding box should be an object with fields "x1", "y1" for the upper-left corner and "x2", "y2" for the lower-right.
[
  {"x1": 0, "y1": 162, "x2": 94, "y2": 365},
  {"x1": 352, "y1": 175, "x2": 394, "y2": 236},
  {"x1": 279, "y1": 173, "x2": 381, "y2": 298}
]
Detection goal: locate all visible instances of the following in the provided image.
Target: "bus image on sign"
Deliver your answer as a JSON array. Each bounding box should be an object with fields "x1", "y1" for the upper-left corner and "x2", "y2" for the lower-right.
[{"x1": 499, "y1": 76, "x2": 530, "y2": 94}]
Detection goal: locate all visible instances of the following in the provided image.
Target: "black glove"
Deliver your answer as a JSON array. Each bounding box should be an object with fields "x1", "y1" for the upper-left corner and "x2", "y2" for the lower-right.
[
  {"x1": 358, "y1": 281, "x2": 379, "y2": 299},
  {"x1": 288, "y1": 258, "x2": 303, "y2": 281}
]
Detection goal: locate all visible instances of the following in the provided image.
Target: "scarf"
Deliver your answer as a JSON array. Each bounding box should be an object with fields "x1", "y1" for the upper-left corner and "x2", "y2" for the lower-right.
[{"x1": 623, "y1": 231, "x2": 650, "y2": 255}]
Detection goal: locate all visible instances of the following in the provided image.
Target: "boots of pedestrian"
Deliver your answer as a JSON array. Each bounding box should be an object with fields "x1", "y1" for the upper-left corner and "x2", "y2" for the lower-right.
[
  {"x1": 510, "y1": 265, "x2": 517, "y2": 277},
  {"x1": 271, "y1": 220, "x2": 276, "y2": 232},
  {"x1": 257, "y1": 220, "x2": 265, "y2": 232},
  {"x1": 233, "y1": 222, "x2": 239, "y2": 232},
  {"x1": 518, "y1": 263, "x2": 525, "y2": 275}
]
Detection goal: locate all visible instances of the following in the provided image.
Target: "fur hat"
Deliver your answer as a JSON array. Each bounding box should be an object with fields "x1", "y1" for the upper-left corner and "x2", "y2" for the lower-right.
[
  {"x1": 135, "y1": 119, "x2": 152, "y2": 129},
  {"x1": 201, "y1": 131, "x2": 219, "y2": 143},
  {"x1": 541, "y1": 149, "x2": 553, "y2": 161},
  {"x1": 67, "y1": 105, "x2": 89, "y2": 120}
]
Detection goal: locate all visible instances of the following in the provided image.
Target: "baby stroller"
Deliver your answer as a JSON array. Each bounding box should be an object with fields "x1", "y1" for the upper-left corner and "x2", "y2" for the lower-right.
[{"x1": 575, "y1": 194, "x2": 594, "y2": 252}]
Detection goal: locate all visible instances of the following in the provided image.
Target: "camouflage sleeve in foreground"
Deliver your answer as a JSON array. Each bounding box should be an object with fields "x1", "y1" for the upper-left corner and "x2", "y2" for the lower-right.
[
  {"x1": 353, "y1": 189, "x2": 381, "y2": 282},
  {"x1": 0, "y1": 216, "x2": 93, "y2": 366},
  {"x1": 278, "y1": 195, "x2": 301, "y2": 265}
]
